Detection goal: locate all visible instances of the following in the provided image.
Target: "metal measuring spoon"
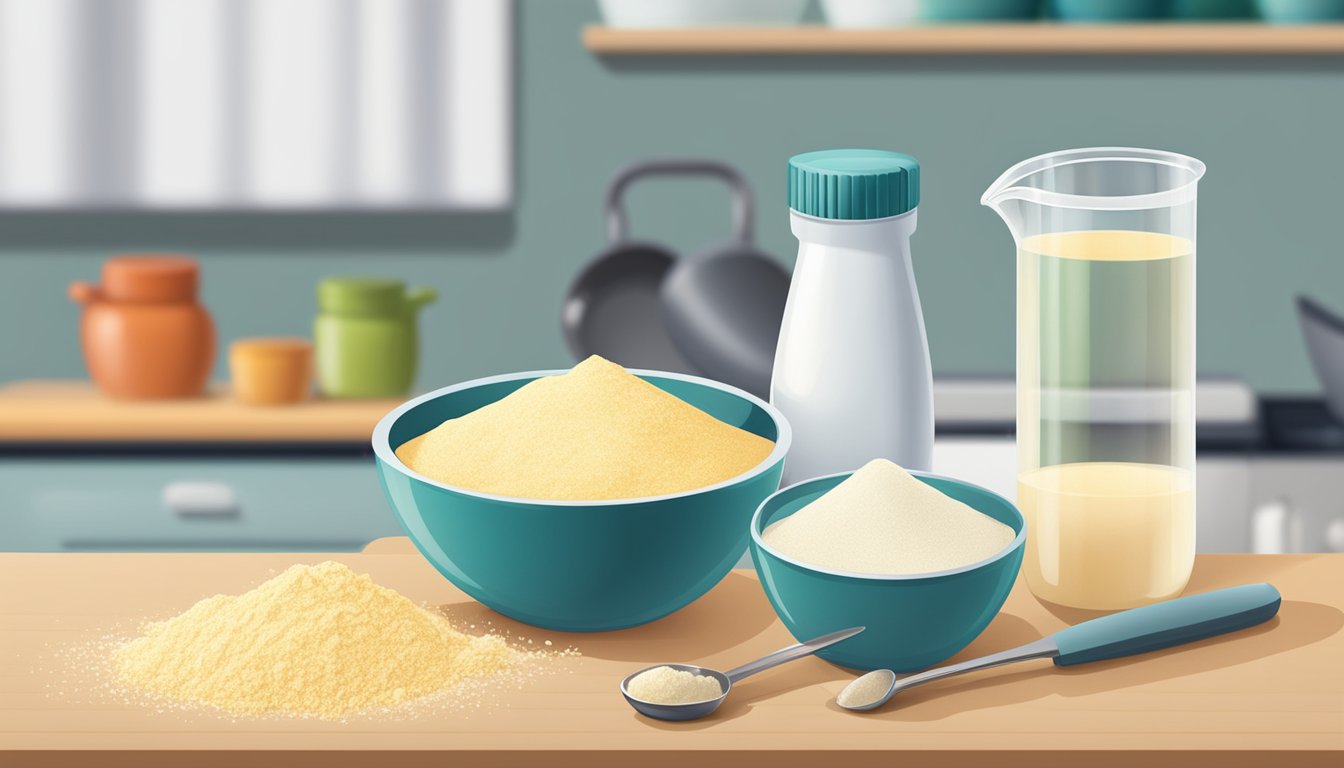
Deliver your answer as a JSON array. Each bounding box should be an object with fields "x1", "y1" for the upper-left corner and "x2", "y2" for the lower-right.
[
  {"x1": 839, "y1": 583, "x2": 1281, "y2": 712},
  {"x1": 621, "y1": 626, "x2": 864, "y2": 721}
]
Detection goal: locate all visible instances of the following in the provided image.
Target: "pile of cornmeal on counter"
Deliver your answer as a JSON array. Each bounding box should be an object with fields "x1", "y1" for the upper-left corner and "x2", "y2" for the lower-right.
[
  {"x1": 396, "y1": 355, "x2": 775, "y2": 500},
  {"x1": 113, "y1": 561, "x2": 543, "y2": 719}
]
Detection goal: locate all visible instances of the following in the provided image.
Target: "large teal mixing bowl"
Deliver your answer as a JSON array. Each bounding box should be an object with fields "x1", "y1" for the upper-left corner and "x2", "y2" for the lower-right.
[
  {"x1": 750, "y1": 470, "x2": 1025, "y2": 671},
  {"x1": 373, "y1": 369, "x2": 790, "y2": 632}
]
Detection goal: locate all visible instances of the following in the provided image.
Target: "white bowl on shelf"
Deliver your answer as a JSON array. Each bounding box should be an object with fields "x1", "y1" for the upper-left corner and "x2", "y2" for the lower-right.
[
  {"x1": 821, "y1": 0, "x2": 921, "y2": 27},
  {"x1": 598, "y1": 0, "x2": 809, "y2": 28}
]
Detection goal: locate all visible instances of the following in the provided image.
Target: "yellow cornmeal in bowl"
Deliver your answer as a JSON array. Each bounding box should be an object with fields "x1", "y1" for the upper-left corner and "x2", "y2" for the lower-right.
[
  {"x1": 395, "y1": 355, "x2": 775, "y2": 501},
  {"x1": 113, "y1": 562, "x2": 520, "y2": 719}
]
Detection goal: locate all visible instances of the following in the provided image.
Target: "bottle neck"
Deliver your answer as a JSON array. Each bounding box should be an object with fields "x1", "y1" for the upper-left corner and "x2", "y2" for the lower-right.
[{"x1": 790, "y1": 208, "x2": 917, "y2": 252}]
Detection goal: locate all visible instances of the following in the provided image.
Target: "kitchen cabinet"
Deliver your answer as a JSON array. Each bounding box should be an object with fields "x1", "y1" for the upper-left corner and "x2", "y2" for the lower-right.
[
  {"x1": 1249, "y1": 458, "x2": 1344, "y2": 554},
  {"x1": 0, "y1": 380, "x2": 406, "y2": 553},
  {"x1": 0, "y1": 436, "x2": 1309, "y2": 555},
  {"x1": 4, "y1": 379, "x2": 1337, "y2": 555},
  {"x1": 1196, "y1": 456, "x2": 1254, "y2": 553},
  {"x1": 0, "y1": 458, "x2": 399, "y2": 552}
]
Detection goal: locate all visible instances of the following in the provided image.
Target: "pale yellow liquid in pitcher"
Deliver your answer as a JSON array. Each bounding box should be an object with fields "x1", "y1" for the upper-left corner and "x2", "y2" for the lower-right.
[
  {"x1": 1017, "y1": 230, "x2": 1195, "y2": 610},
  {"x1": 1018, "y1": 463, "x2": 1194, "y2": 609}
]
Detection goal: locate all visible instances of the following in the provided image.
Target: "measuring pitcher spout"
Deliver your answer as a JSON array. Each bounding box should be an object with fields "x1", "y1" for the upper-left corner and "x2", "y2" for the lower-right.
[
  {"x1": 982, "y1": 147, "x2": 1206, "y2": 245},
  {"x1": 979, "y1": 164, "x2": 1034, "y2": 245},
  {"x1": 984, "y1": 147, "x2": 1206, "y2": 612}
]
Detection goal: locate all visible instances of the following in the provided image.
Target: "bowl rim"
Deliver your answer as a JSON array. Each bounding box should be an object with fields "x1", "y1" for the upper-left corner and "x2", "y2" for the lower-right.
[
  {"x1": 372, "y1": 367, "x2": 793, "y2": 507},
  {"x1": 750, "y1": 468, "x2": 1027, "y2": 582}
]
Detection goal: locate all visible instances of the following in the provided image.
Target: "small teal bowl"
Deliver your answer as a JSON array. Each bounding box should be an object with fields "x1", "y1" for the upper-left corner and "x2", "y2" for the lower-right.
[
  {"x1": 374, "y1": 369, "x2": 790, "y2": 632},
  {"x1": 750, "y1": 470, "x2": 1025, "y2": 672},
  {"x1": 1173, "y1": 0, "x2": 1254, "y2": 17},
  {"x1": 1257, "y1": 0, "x2": 1344, "y2": 22},
  {"x1": 1050, "y1": 0, "x2": 1169, "y2": 20},
  {"x1": 924, "y1": 0, "x2": 1040, "y2": 21}
]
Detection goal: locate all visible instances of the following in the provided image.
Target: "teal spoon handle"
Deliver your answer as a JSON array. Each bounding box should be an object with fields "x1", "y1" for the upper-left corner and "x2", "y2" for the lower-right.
[
  {"x1": 841, "y1": 583, "x2": 1283, "y2": 711},
  {"x1": 1052, "y1": 583, "x2": 1281, "y2": 667}
]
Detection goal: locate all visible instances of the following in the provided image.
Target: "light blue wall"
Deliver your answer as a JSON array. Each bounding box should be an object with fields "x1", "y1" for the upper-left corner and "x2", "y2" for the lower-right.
[{"x1": 2, "y1": 2, "x2": 1342, "y2": 394}]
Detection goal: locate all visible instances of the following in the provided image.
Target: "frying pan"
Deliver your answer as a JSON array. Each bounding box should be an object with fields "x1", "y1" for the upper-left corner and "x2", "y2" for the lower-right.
[
  {"x1": 561, "y1": 239, "x2": 698, "y2": 374},
  {"x1": 561, "y1": 160, "x2": 789, "y2": 397}
]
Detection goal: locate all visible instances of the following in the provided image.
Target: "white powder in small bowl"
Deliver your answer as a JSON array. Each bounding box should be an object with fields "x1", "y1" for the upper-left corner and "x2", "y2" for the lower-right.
[
  {"x1": 762, "y1": 459, "x2": 1015, "y2": 576},
  {"x1": 625, "y1": 666, "x2": 723, "y2": 705}
]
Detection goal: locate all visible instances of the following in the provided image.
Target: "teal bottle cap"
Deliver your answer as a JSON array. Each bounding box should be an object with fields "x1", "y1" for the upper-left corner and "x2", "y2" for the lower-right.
[{"x1": 788, "y1": 149, "x2": 920, "y2": 220}]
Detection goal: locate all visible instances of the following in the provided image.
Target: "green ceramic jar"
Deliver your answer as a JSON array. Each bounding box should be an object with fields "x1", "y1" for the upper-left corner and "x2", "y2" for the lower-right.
[{"x1": 315, "y1": 277, "x2": 437, "y2": 398}]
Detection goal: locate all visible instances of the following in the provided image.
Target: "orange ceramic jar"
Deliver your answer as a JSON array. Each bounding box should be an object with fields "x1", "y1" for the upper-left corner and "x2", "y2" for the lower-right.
[{"x1": 69, "y1": 255, "x2": 215, "y2": 399}]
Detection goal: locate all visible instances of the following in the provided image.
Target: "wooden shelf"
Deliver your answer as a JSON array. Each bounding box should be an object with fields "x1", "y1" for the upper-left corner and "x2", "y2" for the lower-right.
[
  {"x1": 584, "y1": 23, "x2": 1344, "y2": 55},
  {"x1": 0, "y1": 380, "x2": 400, "y2": 444}
]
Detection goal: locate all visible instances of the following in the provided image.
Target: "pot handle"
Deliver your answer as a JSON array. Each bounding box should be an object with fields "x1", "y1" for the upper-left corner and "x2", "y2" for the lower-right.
[
  {"x1": 603, "y1": 159, "x2": 754, "y2": 247},
  {"x1": 406, "y1": 286, "x2": 437, "y2": 311},
  {"x1": 68, "y1": 282, "x2": 100, "y2": 304}
]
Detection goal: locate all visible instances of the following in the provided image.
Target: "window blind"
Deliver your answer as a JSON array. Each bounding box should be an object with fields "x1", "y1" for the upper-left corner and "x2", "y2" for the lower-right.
[{"x1": 0, "y1": 0, "x2": 513, "y2": 210}]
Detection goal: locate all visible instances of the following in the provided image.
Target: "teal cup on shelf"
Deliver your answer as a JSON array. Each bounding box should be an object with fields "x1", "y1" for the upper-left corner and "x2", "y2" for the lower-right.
[
  {"x1": 750, "y1": 471, "x2": 1025, "y2": 672},
  {"x1": 373, "y1": 368, "x2": 790, "y2": 632},
  {"x1": 923, "y1": 0, "x2": 1041, "y2": 20},
  {"x1": 1050, "y1": 0, "x2": 1169, "y2": 20},
  {"x1": 1173, "y1": 0, "x2": 1255, "y2": 17},
  {"x1": 1257, "y1": 0, "x2": 1344, "y2": 22}
]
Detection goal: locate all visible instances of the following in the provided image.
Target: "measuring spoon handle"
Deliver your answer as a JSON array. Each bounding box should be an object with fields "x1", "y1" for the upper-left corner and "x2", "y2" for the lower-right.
[
  {"x1": 1053, "y1": 583, "x2": 1281, "y2": 667},
  {"x1": 725, "y1": 626, "x2": 864, "y2": 683}
]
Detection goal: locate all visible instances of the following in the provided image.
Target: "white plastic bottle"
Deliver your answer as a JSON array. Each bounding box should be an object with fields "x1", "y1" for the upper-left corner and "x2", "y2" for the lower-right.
[{"x1": 772, "y1": 149, "x2": 933, "y2": 485}]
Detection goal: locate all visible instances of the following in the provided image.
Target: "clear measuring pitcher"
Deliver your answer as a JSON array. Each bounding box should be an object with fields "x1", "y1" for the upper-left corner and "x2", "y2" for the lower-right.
[{"x1": 983, "y1": 148, "x2": 1206, "y2": 610}]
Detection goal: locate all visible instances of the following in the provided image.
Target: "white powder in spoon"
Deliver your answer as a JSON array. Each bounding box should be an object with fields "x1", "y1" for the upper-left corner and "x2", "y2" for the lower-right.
[
  {"x1": 626, "y1": 666, "x2": 723, "y2": 705},
  {"x1": 762, "y1": 459, "x2": 1015, "y2": 576},
  {"x1": 837, "y1": 669, "x2": 895, "y2": 710}
]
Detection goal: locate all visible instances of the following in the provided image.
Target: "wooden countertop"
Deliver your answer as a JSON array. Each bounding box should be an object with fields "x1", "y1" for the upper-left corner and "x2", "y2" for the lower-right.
[
  {"x1": 3, "y1": 544, "x2": 1341, "y2": 767},
  {"x1": 0, "y1": 380, "x2": 399, "y2": 443}
]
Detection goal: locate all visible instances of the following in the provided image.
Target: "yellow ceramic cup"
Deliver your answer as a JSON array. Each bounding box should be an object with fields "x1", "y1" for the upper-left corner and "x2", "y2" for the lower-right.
[{"x1": 230, "y1": 338, "x2": 313, "y2": 405}]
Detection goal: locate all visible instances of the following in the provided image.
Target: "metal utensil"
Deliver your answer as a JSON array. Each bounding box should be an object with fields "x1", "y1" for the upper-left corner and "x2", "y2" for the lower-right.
[
  {"x1": 839, "y1": 583, "x2": 1281, "y2": 712},
  {"x1": 621, "y1": 626, "x2": 864, "y2": 721}
]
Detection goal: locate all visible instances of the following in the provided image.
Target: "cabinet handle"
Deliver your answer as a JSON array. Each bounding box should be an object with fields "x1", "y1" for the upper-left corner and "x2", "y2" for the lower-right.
[
  {"x1": 1251, "y1": 498, "x2": 1304, "y2": 554},
  {"x1": 163, "y1": 482, "x2": 238, "y2": 518},
  {"x1": 1327, "y1": 519, "x2": 1344, "y2": 553}
]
